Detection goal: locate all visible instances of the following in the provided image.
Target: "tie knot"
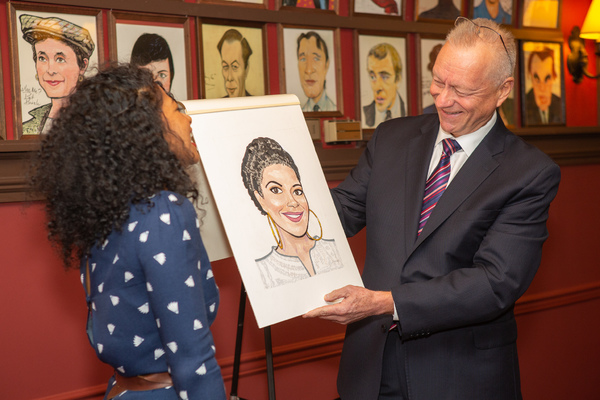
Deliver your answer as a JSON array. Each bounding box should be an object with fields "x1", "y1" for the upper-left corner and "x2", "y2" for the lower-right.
[
  {"x1": 313, "y1": 104, "x2": 320, "y2": 112},
  {"x1": 442, "y1": 138, "x2": 461, "y2": 156}
]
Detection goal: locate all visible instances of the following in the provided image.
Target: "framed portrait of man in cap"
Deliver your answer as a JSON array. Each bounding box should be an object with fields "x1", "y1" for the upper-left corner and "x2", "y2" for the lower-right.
[
  {"x1": 8, "y1": 4, "x2": 102, "y2": 138},
  {"x1": 108, "y1": 12, "x2": 193, "y2": 102}
]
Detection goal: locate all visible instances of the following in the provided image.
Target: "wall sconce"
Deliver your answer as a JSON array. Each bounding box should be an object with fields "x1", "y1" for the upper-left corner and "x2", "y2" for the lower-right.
[{"x1": 567, "y1": 0, "x2": 600, "y2": 83}]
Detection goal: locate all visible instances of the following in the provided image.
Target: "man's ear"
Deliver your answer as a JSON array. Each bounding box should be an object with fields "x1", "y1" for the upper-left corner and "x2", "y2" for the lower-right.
[{"x1": 496, "y1": 77, "x2": 514, "y2": 108}]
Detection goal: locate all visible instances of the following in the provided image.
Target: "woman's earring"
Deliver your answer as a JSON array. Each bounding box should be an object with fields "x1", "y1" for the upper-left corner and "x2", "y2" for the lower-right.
[
  {"x1": 35, "y1": 74, "x2": 38, "y2": 81},
  {"x1": 266, "y1": 213, "x2": 283, "y2": 249},
  {"x1": 78, "y1": 75, "x2": 84, "y2": 82},
  {"x1": 306, "y1": 209, "x2": 323, "y2": 241}
]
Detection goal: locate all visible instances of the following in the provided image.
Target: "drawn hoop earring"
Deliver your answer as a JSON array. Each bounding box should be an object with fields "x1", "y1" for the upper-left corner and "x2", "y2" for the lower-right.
[
  {"x1": 306, "y1": 209, "x2": 323, "y2": 241},
  {"x1": 266, "y1": 213, "x2": 282, "y2": 249}
]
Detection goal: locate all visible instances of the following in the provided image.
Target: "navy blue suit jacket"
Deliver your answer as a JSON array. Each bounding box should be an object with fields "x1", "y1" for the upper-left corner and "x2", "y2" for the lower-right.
[{"x1": 332, "y1": 113, "x2": 560, "y2": 400}]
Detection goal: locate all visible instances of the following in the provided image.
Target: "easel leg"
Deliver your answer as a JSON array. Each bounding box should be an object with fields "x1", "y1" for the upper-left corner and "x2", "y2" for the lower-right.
[
  {"x1": 264, "y1": 326, "x2": 276, "y2": 400},
  {"x1": 230, "y1": 284, "x2": 247, "y2": 400}
]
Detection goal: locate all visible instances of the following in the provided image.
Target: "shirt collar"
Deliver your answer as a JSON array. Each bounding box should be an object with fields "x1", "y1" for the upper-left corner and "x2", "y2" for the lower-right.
[{"x1": 435, "y1": 111, "x2": 497, "y2": 157}]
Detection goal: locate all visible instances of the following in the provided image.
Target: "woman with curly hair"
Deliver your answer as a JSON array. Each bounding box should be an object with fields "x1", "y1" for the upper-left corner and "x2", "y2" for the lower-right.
[{"x1": 30, "y1": 64, "x2": 226, "y2": 399}]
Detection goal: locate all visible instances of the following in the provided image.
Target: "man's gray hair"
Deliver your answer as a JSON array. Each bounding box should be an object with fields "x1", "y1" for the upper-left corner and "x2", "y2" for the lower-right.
[{"x1": 447, "y1": 18, "x2": 516, "y2": 85}]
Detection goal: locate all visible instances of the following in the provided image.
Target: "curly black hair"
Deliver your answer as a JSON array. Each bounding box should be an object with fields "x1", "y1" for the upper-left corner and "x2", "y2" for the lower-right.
[{"x1": 30, "y1": 64, "x2": 198, "y2": 269}]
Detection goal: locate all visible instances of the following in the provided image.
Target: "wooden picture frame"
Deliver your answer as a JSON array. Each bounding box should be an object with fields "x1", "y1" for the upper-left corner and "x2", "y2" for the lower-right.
[
  {"x1": 108, "y1": 12, "x2": 193, "y2": 101},
  {"x1": 280, "y1": 26, "x2": 343, "y2": 117},
  {"x1": 0, "y1": 43, "x2": 6, "y2": 140},
  {"x1": 520, "y1": 41, "x2": 565, "y2": 127},
  {"x1": 521, "y1": 0, "x2": 561, "y2": 29},
  {"x1": 356, "y1": 32, "x2": 408, "y2": 132},
  {"x1": 277, "y1": 0, "x2": 338, "y2": 13},
  {"x1": 197, "y1": 0, "x2": 266, "y2": 8},
  {"x1": 470, "y1": 0, "x2": 514, "y2": 25},
  {"x1": 198, "y1": 20, "x2": 268, "y2": 99},
  {"x1": 418, "y1": 35, "x2": 445, "y2": 115},
  {"x1": 416, "y1": 0, "x2": 463, "y2": 22},
  {"x1": 351, "y1": 0, "x2": 403, "y2": 18},
  {"x1": 8, "y1": 3, "x2": 103, "y2": 139}
]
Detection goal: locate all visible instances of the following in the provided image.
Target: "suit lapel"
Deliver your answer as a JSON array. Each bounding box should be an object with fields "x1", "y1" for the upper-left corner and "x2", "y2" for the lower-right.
[
  {"x1": 412, "y1": 118, "x2": 508, "y2": 248},
  {"x1": 402, "y1": 117, "x2": 439, "y2": 254}
]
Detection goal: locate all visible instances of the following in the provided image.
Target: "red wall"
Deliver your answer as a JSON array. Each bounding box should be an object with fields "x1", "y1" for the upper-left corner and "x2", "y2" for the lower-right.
[{"x1": 1, "y1": 0, "x2": 599, "y2": 399}]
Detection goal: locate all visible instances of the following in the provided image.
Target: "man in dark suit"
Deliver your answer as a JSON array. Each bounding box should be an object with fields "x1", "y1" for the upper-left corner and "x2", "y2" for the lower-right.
[
  {"x1": 305, "y1": 17, "x2": 561, "y2": 400},
  {"x1": 524, "y1": 47, "x2": 563, "y2": 125}
]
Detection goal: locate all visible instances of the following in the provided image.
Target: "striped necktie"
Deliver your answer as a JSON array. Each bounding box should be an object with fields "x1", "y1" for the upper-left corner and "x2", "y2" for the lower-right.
[{"x1": 418, "y1": 138, "x2": 462, "y2": 236}]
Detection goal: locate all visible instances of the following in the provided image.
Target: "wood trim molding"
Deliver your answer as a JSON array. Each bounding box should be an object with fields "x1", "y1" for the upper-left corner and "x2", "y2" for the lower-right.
[{"x1": 31, "y1": 281, "x2": 600, "y2": 399}]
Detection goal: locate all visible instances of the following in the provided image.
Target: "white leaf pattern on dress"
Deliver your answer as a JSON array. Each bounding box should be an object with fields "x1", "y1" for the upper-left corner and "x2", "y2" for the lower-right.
[
  {"x1": 193, "y1": 319, "x2": 203, "y2": 330},
  {"x1": 133, "y1": 335, "x2": 144, "y2": 347},
  {"x1": 102, "y1": 240, "x2": 109, "y2": 250},
  {"x1": 168, "y1": 194, "x2": 178, "y2": 202},
  {"x1": 146, "y1": 282, "x2": 153, "y2": 292},
  {"x1": 195, "y1": 363, "x2": 207, "y2": 375},
  {"x1": 196, "y1": 217, "x2": 199, "y2": 228},
  {"x1": 180, "y1": 391, "x2": 189, "y2": 400},
  {"x1": 124, "y1": 272, "x2": 134, "y2": 282},
  {"x1": 107, "y1": 324, "x2": 115, "y2": 335},
  {"x1": 91, "y1": 263, "x2": 96, "y2": 272},
  {"x1": 207, "y1": 269, "x2": 214, "y2": 279},
  {"x1": 138, "y1": 303, "x2": 149, "y2": 314},
  {"x1": 139, "y1": 231, "x2": 149, "y2": 243},
  {"x1": 167, "y1": 341, "x2": 178, "y2": 353},
  {"x1": 80, "y1": 273, "x2": 84, "y2": 285},
  {"x1": 98, "y1": 283, "x2": 104, "y2": 293},
  {"x1": 185, "y1": 276, "x2": 195, "y2": 287},
  {"x1": 182, "y1": 230, "x2": 191, "y2": 241},
  {"x1": 154, "y1": 348, "x2": 165, "y2": 360},
  {"x1": 97, "y1": 343, "x2": 103, "y2": 353},
  {"x1": 117, "y1": 366, "x2": 125, "y2": 374},
  {"x1": 156, "y1": 318, "x2": 161, "y2": 328},
  {"x1": 128, "y1": 221, "x2": 138, "y2": 232},
  {"x1": 167, "y1": 302, "x2": 179, "y2": 314},
  {"x1": 154, "y1": 253, "x2": 166, "y2": 265},
  {"x1": 112, "y1": 254, "x2": 119, "y2": 264},
  {"x1": 209, "y1": 303, "x2": 216, "y2": 313},
  {"x1": 160, "y1": 213, "x2": 171, "y2": 225},
  {"x1": 110, "y1": 295, "x2": 119, "y2": 306}
]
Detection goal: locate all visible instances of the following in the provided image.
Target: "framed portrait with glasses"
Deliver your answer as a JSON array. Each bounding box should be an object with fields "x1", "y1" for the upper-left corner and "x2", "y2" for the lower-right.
[{"x1": 520, "y1": 41, "x2": 565, "y2": 127}]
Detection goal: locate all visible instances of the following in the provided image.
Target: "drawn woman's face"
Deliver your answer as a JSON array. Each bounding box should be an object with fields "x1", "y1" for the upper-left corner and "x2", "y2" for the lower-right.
[
  {"x1": 255, "y1": 164, "x2": 309, "y2": 238},
  {"x1": 141, "y1": 59, "x2": 172, "y2": 93},
  {"x1": 34, "y1": 38, "x2": 87, "y2": 99}
]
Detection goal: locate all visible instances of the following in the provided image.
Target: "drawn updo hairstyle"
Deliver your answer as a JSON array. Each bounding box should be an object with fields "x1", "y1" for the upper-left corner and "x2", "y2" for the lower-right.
[{"x1": 241, "y1": 137, "x2": 301, "y2": 216}]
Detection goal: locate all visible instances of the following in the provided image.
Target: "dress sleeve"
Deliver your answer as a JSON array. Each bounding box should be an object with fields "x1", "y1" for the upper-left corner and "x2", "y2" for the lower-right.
[{"x1": 137, "y1": 192, "x2": 225, "y2": 399}]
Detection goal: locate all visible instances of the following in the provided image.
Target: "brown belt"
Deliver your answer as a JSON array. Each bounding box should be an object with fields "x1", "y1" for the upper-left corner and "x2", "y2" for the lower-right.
[{"x1": 107, "y1": 372, "x2": 173, "y2": 399}]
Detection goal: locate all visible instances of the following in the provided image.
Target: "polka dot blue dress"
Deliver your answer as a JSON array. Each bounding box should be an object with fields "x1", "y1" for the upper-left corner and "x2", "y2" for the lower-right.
[{"x1": 81, "y1": 191, "x2": 226, "y2": 399}]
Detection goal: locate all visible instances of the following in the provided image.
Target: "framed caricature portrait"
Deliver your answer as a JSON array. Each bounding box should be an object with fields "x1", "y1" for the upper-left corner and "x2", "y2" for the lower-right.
[
  {"x1": 108, "y1": 12, "x2": 192, "y2": 101},
  {"x1": 8, "y1": 3, "x2": 103, "y2": 138},
  {"x1": 470, "y1": 0, "x2": 514, "y2": 25},
  {"x1": 520, "y1": 41, "x2": 565, "y2": 126},
  {"x1": 198, "y1": 0, "x2": 266, "y2": 7},
  {"x1": 521, "y1": 0, "x2": 561, "y2": 29},
  {"x1": 281, "y1": 26, "x2": 343, "y2": 117},
  {"x1": 419, "y1": 36, "x2": 444, "y2": 115},
  {"x1": 278, "y1": 0, "x2": 337, "y2": 12},
  {"x1": 199, "y1": 22, "x2": 267, "y2": 99},
  {"x1": 357, "y1": 33, "x2": 408, "y2": 130},
  {"x1": 352, "y1": 0, "x2": 402, "y2": 17},
  {"x1": 416, "y1": 0, "x2": 462, "y2": 21}
]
